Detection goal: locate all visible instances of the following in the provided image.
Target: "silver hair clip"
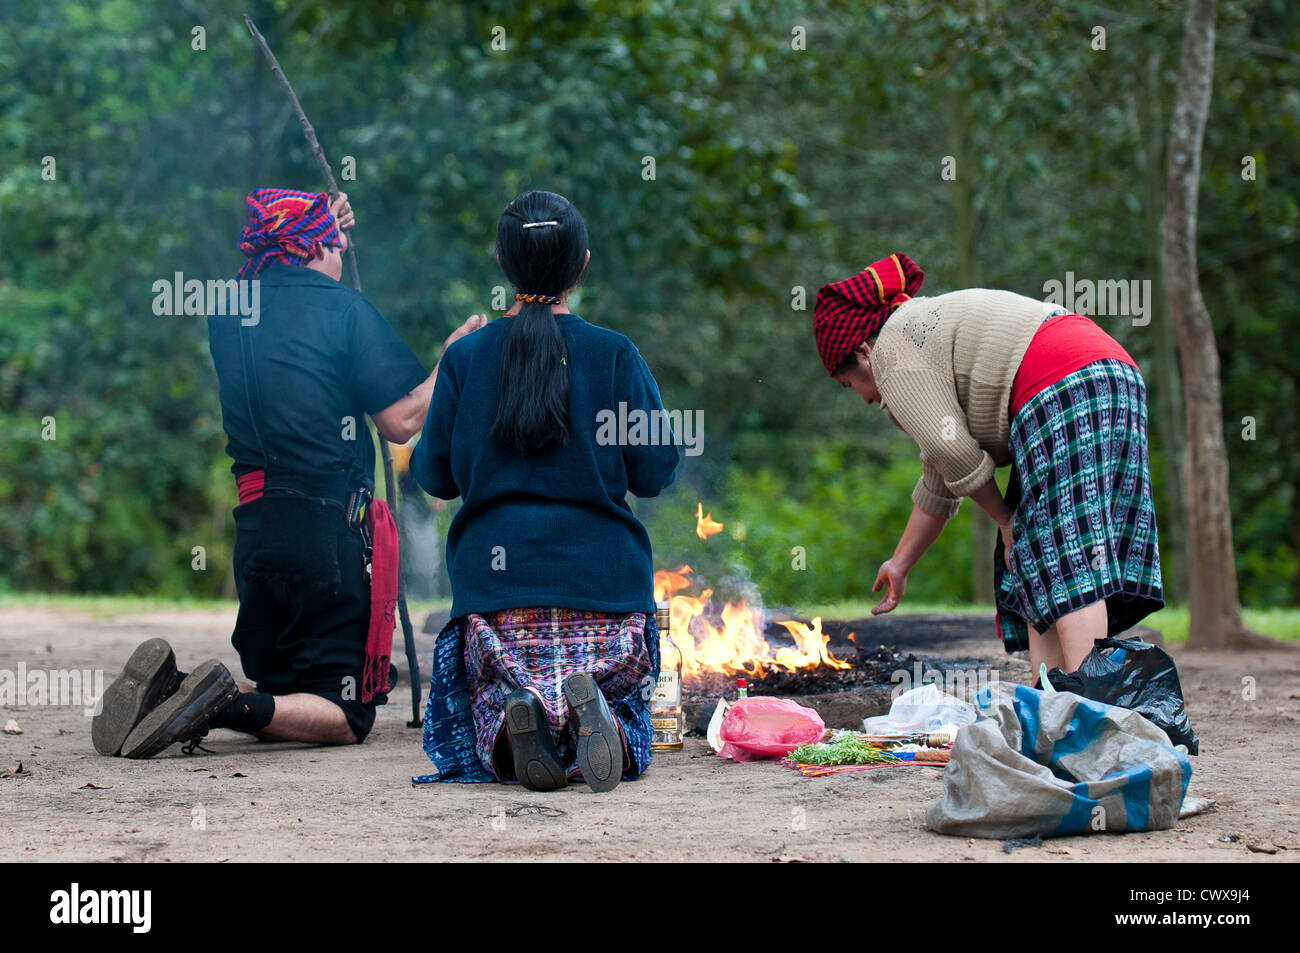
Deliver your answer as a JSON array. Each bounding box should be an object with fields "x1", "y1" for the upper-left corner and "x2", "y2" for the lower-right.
[{"x1": 521, "y1": 220, "x2": 559, "y2": 229}]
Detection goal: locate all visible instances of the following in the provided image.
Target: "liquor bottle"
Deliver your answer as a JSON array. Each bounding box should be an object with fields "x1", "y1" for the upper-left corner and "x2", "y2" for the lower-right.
[{"x1": 650, "y1": 601, "x2": 684, "y2": 750}]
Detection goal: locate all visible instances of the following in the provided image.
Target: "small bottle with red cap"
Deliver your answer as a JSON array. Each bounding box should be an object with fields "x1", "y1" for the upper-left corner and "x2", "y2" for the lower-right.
[{"x1": 736, "y1": 677, "x2": 748, "y2": 699}]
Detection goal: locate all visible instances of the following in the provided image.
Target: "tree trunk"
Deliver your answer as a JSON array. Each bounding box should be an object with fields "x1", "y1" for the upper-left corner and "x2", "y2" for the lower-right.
[
  {"x1": 1133, "y1": 50, "x2": 1189, "y2": 605},
  {"x1": 1162, "y1": 0, "x2": 1248, "y2": 648}
]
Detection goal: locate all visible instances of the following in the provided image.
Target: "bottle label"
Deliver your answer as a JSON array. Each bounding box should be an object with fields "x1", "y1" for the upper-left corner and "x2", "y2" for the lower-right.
[
  {"x1": 652, "y1": 671, "x2": 680, "y2": 705},
  {"x1": 651, "y1": 717, "x2": 679, "y2": 731}
]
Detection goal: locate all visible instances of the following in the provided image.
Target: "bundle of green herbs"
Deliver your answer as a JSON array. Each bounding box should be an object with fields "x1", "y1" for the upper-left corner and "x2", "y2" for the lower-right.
[{"x1": 786, "y1": 733, "x2": 902, "y2": 766}]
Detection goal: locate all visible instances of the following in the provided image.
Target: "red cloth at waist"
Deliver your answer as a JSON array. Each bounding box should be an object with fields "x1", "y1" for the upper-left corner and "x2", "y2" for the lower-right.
[
  {"x1": 236, "y1": 470, "x2": 265, "y2": 505},
  {"x1": 1010, "y1": 313, "x2": 1138, "y2": 417},
  {"x1": 233, "y1": 469, "x2": 398, "y2": 704},
  {"x1": 361, "y1": 500, "x2": 399, "y2": 704}
]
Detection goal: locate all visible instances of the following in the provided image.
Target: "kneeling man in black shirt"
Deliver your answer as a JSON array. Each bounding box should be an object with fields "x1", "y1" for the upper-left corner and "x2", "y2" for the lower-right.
[{"x1": 93, "y1": 188, "x2": 483, "y2": 758}]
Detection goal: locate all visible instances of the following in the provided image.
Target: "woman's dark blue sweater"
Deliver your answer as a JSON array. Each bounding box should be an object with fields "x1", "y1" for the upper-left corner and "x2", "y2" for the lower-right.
[{"x1": 411, "y1": 313, "x2": 679, "y2": 619}]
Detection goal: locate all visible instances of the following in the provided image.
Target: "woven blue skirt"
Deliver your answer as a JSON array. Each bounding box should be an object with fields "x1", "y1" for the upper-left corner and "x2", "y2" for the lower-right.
[{"x1": 995, "y1": 359, "x2": 1164, "y2": 653}]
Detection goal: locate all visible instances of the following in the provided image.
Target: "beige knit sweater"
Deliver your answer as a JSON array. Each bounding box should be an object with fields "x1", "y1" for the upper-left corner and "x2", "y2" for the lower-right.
[{"x1": 870, "y1": 288, "x2": 1061, "y2": 520}]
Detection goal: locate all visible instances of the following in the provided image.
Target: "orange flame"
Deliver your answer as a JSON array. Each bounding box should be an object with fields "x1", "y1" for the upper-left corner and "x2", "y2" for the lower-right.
[
  {"x1": 695, "y1": 503, "x2": 724, "y2": 541},
  {"x1": 653, "y1": 565, "x2": 851, "y2": 677},
  {"x1": 653, "y1": 564, "x2": 694, "y2": 602},
  {"x1": 774, "y1": 618, "x2": 853, "y2": 671}
]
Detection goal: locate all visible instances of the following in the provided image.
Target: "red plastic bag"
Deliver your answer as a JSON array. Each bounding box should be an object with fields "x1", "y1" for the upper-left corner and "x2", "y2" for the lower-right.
[{"x1": 717, "y1": 697, "x2": 825, "y2": 762}]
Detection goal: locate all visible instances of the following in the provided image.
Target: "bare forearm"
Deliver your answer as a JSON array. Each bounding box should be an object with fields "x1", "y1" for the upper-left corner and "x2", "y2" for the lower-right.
[
  {"x1": 408, "y1": 368, "x2": 438, "y2": 430},
  {"x1": 968, "y1": 477, "x2": 1012, "y2": 526},
  {"x1": 411, "y1": 365, "x2": 438, "y2": 422},
  {"x1": 373, "y1": 369, "x2": 436, "y2": 443},
  {"x1": 892, "y1": 503, "x2": 948, "y2": 572}
]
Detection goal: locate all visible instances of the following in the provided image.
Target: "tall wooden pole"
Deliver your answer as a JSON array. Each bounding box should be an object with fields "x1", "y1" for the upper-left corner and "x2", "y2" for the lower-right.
[{"x1": 244, "y1": 13, "x2": 424, "y2": 723}]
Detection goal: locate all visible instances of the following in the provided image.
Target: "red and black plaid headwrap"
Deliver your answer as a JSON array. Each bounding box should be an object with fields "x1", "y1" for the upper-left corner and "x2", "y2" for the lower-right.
[
  {"x1": 237, "y1": 188, "x2": 341, "y2": 281},
  {"x1": 812, "y1": 253, "x2": 925, "y2": 375}
]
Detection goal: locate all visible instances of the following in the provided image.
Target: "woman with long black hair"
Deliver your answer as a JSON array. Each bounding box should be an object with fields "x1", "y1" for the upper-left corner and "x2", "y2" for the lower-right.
[{"x1": 411, "y1": 190, "x2": 679, "y2": 792}]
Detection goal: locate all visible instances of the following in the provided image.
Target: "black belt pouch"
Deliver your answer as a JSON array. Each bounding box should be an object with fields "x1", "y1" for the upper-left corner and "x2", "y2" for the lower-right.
[{"x1": 241, "y1": 466, "x2": 348, "y2": 593}]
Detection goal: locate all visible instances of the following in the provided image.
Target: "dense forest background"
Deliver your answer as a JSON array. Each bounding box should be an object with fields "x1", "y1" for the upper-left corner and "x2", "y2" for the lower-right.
[{"x1": 2, "y1": 0, "x2": 1296, "y2": 612}]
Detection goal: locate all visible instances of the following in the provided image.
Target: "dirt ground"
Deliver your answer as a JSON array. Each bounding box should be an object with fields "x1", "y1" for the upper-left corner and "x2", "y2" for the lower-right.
[{"x1": 2, "y1": 606, "x2": 1297, "y2": 863}]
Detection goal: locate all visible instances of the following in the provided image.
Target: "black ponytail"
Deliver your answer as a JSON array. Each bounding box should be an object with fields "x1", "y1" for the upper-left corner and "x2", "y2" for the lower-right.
[{"x1": 491, "y1": 190, "x2": 589, "y2": 454}]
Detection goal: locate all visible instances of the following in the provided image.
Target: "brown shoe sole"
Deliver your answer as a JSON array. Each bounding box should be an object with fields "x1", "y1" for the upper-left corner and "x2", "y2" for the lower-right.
[
  {"x1": 504, "y1": 690, "x2": 568, "y2": 791},
  {"x1": 564, "y1": 673, "x2": 622, "y2": 793},
  {"x1": 91, "y1": 638, "x2": 179, "y2": 757},
  {"x1": 121, "y1": 660, "x2": 237, "y2": 759}
]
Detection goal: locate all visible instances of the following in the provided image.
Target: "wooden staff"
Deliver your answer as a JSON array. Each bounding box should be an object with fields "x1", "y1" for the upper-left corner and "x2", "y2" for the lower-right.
[{"x1": 244, "y1": 13, "x2": 423, "y2": 727}]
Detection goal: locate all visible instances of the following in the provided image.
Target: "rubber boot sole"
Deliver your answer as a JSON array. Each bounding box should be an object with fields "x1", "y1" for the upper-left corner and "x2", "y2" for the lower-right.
[
  {"x1": 121, "y1": 660, "x2": 238, "y2": 759},
  {"x1": 564, "y1": 673, "x2": 622, "y2": 793},
  {"x1": 503, "y1": 690, "x2": 568, "y2": 792},
  {"x1": 91, "y1": 638, "x2": 179, "y2": 757}
]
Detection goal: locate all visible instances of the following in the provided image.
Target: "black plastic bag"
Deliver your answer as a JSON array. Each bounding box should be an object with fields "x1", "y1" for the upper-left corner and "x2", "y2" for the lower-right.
[{"x1": 1047, "y1": 637, "x2": 1199, "y2": 755}]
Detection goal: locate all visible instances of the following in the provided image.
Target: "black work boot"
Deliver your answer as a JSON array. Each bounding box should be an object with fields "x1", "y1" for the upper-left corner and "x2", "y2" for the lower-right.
[
  {"x1": 92, "y1": 638, "x2": 186, "y2": 757},
  {"x1": 121, "y1": 660, "x2": 238, "y2": 759},
  {"x1": 563, "y1": 673, "x2": 623, "y2": 793},
  {"x1": 503, "y1": 688, "x2": 568, "y2": 791}
]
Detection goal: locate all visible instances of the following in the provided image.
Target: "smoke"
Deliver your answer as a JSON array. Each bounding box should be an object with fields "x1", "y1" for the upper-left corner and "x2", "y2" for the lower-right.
[{"x1": 711, "y1": 560, "x2": 766, "y2": 623}]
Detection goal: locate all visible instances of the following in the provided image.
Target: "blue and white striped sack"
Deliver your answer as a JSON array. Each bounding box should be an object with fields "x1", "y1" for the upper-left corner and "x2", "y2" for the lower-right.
[{"x1": 926, "y1": 682, "x2": 1192, "y2": 838}]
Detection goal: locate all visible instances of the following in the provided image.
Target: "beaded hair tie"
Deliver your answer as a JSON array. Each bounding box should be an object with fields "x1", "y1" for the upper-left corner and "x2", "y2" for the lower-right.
[{"x1": 515, "y1": 292, "x2": 563, "y2": 305}]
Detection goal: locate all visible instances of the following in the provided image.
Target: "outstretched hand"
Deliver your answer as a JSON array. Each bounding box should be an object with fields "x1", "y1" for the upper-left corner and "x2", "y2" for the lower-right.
[{"x1": 872, "y1": 558, "x2": 908, "y2": 615}]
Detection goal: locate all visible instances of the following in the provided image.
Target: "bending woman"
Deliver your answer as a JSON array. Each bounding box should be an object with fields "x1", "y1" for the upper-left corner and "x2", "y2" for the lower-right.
[
  {"x1": 411, "y1": 190, "x2": 679, "y2": 792},
  {"x1": 813, "y1": 253, "x2": 1163, "y2": 676}
]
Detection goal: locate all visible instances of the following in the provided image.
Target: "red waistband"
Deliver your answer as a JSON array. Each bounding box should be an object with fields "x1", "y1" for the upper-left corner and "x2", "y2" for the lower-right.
[
  {"x1": 236, "y1": 469, "x2": 265, "y2": 505},
  {"x1": 1010, "y1": 313, "x2": 1138, "y2": 416}
]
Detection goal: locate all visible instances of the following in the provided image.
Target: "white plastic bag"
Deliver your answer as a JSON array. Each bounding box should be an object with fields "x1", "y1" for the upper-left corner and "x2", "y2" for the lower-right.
[{"x1": 862, "y1": 683, "x2": 977, "y2": 735}]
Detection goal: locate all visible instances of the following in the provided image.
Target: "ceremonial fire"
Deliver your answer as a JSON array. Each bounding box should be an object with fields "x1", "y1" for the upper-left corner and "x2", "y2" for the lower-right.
[{"x1": 655, "y1": 504, "x2": 852, "y2": 680}]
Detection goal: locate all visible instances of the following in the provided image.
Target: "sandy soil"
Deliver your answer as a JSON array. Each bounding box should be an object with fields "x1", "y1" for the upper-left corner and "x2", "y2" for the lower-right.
[{"x1": 2, "y1": 606, "x2": 1297, "y2": 863}]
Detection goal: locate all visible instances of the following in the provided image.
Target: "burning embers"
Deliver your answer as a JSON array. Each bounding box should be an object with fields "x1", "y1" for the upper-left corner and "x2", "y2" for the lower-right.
[{"x1": 653, "y1": 564, "x2": 851, "y2": 680}]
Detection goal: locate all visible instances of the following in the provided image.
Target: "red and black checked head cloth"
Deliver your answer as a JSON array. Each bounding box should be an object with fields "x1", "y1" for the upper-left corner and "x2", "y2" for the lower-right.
[
  {"x1": 813, "y1": 253, "x2": 925, "y2": 375},
  {"x1": 237, "y1": 188, "x2": 341, "y2": 281}
]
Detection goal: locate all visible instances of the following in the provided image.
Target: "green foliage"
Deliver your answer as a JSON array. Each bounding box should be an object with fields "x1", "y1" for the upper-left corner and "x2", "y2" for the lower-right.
[
  {"x1": 640, "y1": 439, "x2": 977, "y2": 610},
  {"x1": 1, "y1": 0, "x2": 1296, "y2": 614},
  {"x1": 1143, "y1": 605, "x2": 1300, "y2": 643}
]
